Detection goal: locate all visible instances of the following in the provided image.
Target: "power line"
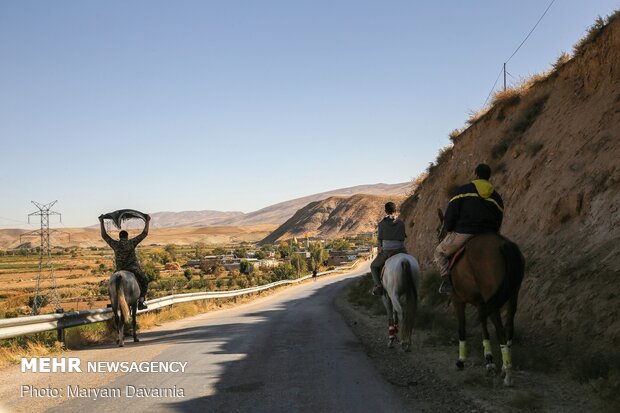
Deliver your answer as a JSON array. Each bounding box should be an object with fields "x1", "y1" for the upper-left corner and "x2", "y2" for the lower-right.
[
  {"x1": 483, "y1": 0, "x2": 556, "y2": 103},
  {"x1": 506, "y1": 0, "x2": 557, "y2": 64},
  {"x1": 483, "y1": 65, "x2": 505, "y2": 107},
  {"x1": 0, "y1": 216, "x2": 30, "y2": 224}
]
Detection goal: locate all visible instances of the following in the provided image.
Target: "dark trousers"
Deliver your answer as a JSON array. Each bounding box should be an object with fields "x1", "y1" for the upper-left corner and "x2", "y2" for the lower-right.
[
  {"x1": 370, "y1": 248, "x2": 407, "y2": 286},
  {"x1": 134, "y1": 270, "x2": 149, "y2": 296},
  {"x1": 121, "y1": 266, "x2": 149, "y2": 296}
]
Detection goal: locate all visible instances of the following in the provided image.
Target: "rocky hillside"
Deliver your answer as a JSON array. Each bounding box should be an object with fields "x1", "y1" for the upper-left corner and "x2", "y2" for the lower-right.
[
  {"x1": 400, "y1": 12, "x2": 620, "y2": 358},
  {"x1": 135, "y1": 182, "x2": 411, "y2": 228},
  {"x1": 261, "y1": 194, "x2": 405, "y2": 244}
]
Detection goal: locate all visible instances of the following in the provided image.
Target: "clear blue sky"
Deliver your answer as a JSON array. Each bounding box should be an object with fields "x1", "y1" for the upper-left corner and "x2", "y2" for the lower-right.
[{"x1": 1, "y1": 0, "x2": 618, "y2": 228}]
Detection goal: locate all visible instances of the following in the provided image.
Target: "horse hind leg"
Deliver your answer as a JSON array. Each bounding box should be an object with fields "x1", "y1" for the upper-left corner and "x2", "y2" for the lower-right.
[
  {"x1": 118, "y1": 311, "x2": 125, "y2": 347},
  {"x1": 382, "y1": 295, "x2": 397, "y2": 348},
  {"x1": 505, "y1": 293, "x2": 518, "y2": 345},
  {"x1": 132, "y1": 304, "x2": 139, "y2": 343},
  {"x1": 389, "y1": 296, "x2": 408, "y2": 351},
  {"x1": 478, "y1": 307, "x2": 496, "y2": 374},
  {"x1": 454, "y1": 300, "x2": 467, "y2": 370},
  {"x1": 490, "y1": 311, "x2": 513, "y2": 386}
]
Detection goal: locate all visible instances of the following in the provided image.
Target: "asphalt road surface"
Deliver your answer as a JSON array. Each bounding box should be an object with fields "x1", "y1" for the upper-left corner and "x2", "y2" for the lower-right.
[{"x1": 6, "y1": 262, "x2": 412, "y2": 413}]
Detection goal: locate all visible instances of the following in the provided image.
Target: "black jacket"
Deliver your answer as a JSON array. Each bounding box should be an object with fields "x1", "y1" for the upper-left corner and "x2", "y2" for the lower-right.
[
  {"x1": 443, "y1": 179, "x2": 503, "y2": 234},
  {"x1": 377, "y1": 216, "x2": 406, "y2": 242}
]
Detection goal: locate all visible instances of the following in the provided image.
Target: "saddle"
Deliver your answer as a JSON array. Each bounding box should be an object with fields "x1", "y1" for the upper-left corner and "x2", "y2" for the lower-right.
[
  {"x1": 380, "y1": 250, "x2": 407, "y2": 281},
  {"x1": 447, "y1": 234, "x2": 489, "y2": 272},
  {"x1": 448, "y1": 246, "x2": 467, "y2": 273}
]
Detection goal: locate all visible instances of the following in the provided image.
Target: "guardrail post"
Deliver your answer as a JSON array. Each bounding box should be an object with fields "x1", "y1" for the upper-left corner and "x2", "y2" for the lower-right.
[{"x1": 55, "y1": 308, "x2": 65, "y2": 343}]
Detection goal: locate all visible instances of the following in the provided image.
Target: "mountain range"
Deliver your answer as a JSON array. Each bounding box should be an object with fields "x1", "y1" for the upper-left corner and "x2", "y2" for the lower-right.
[{"x1": 147, "y1": 182, "x2": 411, "y2": 228}]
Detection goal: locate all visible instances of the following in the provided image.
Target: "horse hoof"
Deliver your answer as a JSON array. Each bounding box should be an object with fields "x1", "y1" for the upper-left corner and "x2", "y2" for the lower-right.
[
  {"x1": 388, "y1": 338, "x2": 395, "y2": 348},
  {"x1": 503, "y1": 376, "x2": 514, "y2": 387},
  {"x1": 486, "y1": 363, "x2": 496, "y2": 374},
  {"x1": 402, "y1": 343, "x2": 411, "y2": 352},
  {"x1": 456, "y1": 360, "x2": 465, "y2": 370},
  {"x1": 134, "y1": 338, "x2": 139, "y2": 342},
  {"x1": 118, "y1": 343, "x2": 124, "y2": 347}
]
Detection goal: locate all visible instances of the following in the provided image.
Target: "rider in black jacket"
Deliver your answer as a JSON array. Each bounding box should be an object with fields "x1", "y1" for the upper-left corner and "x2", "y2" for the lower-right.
[
  {"x1": 435, "y1": 164, "x2": 503, "y2": 294},
  {"x1": 370, "y1": 202, "x2": 407, "y2": 296}
]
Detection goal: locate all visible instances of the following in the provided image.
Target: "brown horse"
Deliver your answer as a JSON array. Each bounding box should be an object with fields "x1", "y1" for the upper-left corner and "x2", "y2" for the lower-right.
[{"x1": 437, "y1": 209, "x2": 524, "y2": 386}]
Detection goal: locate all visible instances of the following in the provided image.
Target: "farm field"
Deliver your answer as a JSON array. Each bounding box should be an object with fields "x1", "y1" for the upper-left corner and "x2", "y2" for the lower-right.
[
  {"x1": 0, "y1": 224, "x2": 278, "y2": 250},
  {"x1": 0, "y1": 242, "x2": 266, "y2": 316}
]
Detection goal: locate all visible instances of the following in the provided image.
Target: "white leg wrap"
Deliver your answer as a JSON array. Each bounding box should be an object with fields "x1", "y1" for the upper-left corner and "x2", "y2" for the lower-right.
[
  {"x1": 459, "y1": 340, "x2": 467, "y2": 361},
  {"x1": 483, "y1": 339, "x2": 492, "y2": 357}
]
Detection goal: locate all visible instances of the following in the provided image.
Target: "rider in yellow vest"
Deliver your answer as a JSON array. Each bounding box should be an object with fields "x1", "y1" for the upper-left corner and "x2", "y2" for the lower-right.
[{"x1": 435, "y1": 164, "x2": 504, "y2": 295}]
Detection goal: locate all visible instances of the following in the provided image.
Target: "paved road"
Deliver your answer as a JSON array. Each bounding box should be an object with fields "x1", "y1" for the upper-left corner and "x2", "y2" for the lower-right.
[{"x1": 11, "y1": 263, "x2": 411, "y2": 413}]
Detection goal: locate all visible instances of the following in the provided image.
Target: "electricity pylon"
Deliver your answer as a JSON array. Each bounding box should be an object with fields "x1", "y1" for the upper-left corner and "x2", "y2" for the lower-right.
[{"x1": 19, "y1": 201, "x2": 67, "y2": 315}]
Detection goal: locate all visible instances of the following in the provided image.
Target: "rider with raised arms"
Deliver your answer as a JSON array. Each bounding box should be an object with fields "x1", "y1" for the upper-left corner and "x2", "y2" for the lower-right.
[
  {"x1": 99, "y1": 214, "x2": 151, "y2": 309},
  {"x1": 435, "y1": 163, "x2": 504, "y2": 295},
  {"x1": 370, "y1": 201, "x2": 407, "y2": 296}
]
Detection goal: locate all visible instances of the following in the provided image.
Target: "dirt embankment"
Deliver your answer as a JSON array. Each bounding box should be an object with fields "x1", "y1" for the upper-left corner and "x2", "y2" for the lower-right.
[{"x1": 400, "y1": 14, "x2": 620, "y2": 362}]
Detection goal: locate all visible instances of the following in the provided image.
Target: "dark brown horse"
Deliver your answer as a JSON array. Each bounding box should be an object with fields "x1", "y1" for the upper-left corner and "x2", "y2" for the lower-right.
[{"x1": 437, "y1": 209, "x2": 524, "y2": 386}]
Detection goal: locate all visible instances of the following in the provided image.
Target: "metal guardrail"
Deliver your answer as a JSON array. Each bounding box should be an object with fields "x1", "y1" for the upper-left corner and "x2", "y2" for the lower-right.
[{"x1": 0, "y1": 263, "x2": 359, "y2": 341}]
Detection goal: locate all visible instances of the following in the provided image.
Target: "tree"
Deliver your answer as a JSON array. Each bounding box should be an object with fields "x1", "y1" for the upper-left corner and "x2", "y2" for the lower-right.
[
  {"x1": 309, "y1": 242, "x2": 327, "y2": 270},
  {"x1": 149, "y1": 248, "x2": 171, "y2": 264},
  {"x1": 142, "y1": 260, "x2": 161, "y2": 282},
  {"x1": 164, "y1": 244, "x2": 178, "y2": 262},
  {"x1": 272, "y1": 262, "x2": 295, "y2": 280},
  {"x1": 239, "y1": 259, "x2": 253, "y2": 275},
  {"x1": 290, "y1": 253, "x2": 307, "y2": 276},
  {"x1": 254, "y1": 250, "x2": 266, "y2": 260},
  {"x1": 260, "y1": 244, "x2": 274, "y2": 252},
  {"x1": 234, "y1": 248, "x2": 247, "y2": 259},
  {"x1": 277, "y1": 242, "x2": 291, "y2": 259},
  {"x1": 192, "y1": 242, "x2": 208, "y2": 259},
  {"x1": 212, "y1": 247, "x2": 227, "y2": 256},
  {"x1": 328, "y1": 238, "x2": 351, "y2": 251},
  {"x1": 183, "y1": 268, "x2": 193, "y2": 281}
]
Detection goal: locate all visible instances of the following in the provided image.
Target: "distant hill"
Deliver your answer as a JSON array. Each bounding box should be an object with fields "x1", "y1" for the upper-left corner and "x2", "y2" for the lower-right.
[
  {"x1": 260, "y1": 194, "x2": 407, "y2": 244},
  {"x1": 0, "y1": 224, "x2": 278, "y2": 249},
  {"x1": 147, "y1": 210, "x2": 245, "y2": 228},
  {"x1": 148, "y1": 182, "x2": 412, "y2": 228}
]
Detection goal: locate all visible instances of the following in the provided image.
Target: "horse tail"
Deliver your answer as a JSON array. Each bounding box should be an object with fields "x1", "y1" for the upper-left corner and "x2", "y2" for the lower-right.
[
  {"x1": 400, "y1": 259, "x2": 418, "y2": 341},
  {"x1": 483, "y1": 239, "x2": 525, "y2": 316},
  {"x1": 116, "y1": 275, "x2": 130, "y2": 322}
]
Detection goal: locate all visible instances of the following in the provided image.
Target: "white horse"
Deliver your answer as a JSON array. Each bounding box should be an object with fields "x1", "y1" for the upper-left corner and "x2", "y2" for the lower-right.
[
  {"x1": 108, "y1": 270, "x2": 140, "y2": 347},
  {"x1": 381, "y1": 253, "x2": 421, "y2": 351}
]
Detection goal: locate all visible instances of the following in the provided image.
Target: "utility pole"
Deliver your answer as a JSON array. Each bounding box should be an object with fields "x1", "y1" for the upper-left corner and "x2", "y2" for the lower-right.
[
  {"x1": 503, "y1": 62, "x2": 507, "y2": 91},
  {"x1": 20, "y1": 201, "x2": 66, "y2": 315}
]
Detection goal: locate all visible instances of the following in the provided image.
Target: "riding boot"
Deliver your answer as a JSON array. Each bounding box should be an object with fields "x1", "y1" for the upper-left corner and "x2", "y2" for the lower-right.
[
  {"x1": 138, "y1": 296, "x2": 148, "y2": 310},
  {"x1": 372, "y1": 285, "x2": 385, "y2": 296},
  {"x1": 438, "y1": 275, "x2": 455, "y2": 295}
]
